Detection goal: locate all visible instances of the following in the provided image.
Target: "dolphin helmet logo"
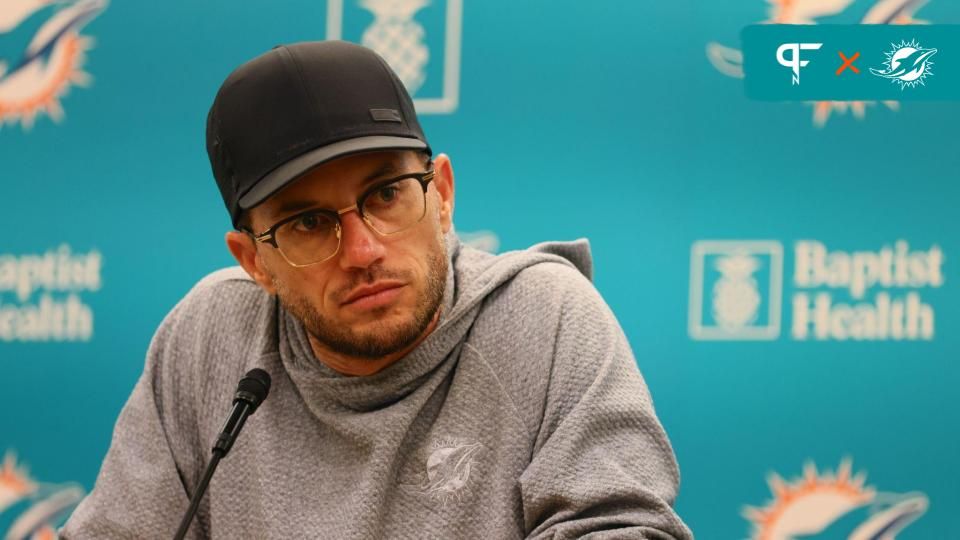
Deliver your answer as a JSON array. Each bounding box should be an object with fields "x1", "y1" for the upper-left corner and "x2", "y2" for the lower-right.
[
  {"x1": 0, "y1": 0, "x2": 108, "y2": 130},
  {"x1": 0, "y1": 451, "x2": 85, "y2": 539},
  {"x1": 794, "y1": 492, "x2": 929, "y2": 539},
  {"x1": 870, "y1": 39, "x2": 938, "y2": 89},
  {"x1": 743, "y1": 459, "x2": 928, "y2": 540}
]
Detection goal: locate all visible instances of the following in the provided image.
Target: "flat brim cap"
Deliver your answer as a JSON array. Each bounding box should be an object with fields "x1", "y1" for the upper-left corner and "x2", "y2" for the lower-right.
[{"x1": 206, "y1": 41, "x2": 431, "y2": 227}]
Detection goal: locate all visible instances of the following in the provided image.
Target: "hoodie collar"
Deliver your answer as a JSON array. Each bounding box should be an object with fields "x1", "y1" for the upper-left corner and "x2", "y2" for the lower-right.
[{"x1": 278, "y1": 231, "x2": 592, "y2": 412}]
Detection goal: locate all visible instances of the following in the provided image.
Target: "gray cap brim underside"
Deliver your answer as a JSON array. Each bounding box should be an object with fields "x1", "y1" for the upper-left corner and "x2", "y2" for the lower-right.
[{"x1": 238, "y1": 135, "x2": 429, "y2": 210}]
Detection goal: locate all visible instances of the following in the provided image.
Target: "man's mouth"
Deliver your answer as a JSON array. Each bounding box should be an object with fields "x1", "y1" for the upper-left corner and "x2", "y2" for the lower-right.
[{"x1": 341, "y1": 282, "x2": 406, "y2": 309}]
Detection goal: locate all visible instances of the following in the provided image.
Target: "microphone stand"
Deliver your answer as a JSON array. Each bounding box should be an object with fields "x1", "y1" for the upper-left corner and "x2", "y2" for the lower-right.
[
  {"x1": 173, "y1": 449, "x2": 224, "y2": 540},
  {"x1": 171, "y1": 370, "x2": 269, "y2": 539}
]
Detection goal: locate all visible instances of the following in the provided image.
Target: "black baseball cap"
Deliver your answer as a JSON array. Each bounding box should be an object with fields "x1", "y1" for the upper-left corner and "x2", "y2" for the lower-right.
[{"x1": 206, "y1": 40, "x2": 431, "y2": 228}]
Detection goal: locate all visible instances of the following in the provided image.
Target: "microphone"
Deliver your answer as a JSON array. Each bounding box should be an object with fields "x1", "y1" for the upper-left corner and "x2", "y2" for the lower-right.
[
  {"x1": 214, "y1": 368, "x2": 271, "y2": 456},
  {"x1": 173, "y1": 369, "x2": 271, "y2": 540}
]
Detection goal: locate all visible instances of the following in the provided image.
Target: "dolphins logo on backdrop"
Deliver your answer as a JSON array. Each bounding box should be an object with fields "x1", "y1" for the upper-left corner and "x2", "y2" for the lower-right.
[
  {"x1": 0, "y1": 451, "x2": 85, "y2": 539},
  {"x1": 706, "y1": 0, "x2": 931, "y2": 127},
  {"x1": 870, "y1": 39, "x2": 938, "y2": 89},
  {"x1": 744, "y1": 459, "x2": 928, "y2": 539},
  {"x1": 0, "y1": 0, "x2": 107, "y2": 130}
]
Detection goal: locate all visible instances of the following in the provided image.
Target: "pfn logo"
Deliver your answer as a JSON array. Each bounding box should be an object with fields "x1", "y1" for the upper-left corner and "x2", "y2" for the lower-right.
[{"x1": 777, "y1": 43, "x2": 823, "y2": 85}]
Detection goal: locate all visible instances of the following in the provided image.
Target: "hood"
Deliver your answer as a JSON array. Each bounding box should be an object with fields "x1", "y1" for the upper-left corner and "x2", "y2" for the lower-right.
[{"x1": 278, "y1": 230, "x2": 593, "y2": 411}]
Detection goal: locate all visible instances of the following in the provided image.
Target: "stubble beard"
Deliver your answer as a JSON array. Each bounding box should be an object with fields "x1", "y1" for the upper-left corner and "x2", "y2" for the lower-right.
[{"x1": 273, "y1": 236, "x2": 448, "y2": 360}]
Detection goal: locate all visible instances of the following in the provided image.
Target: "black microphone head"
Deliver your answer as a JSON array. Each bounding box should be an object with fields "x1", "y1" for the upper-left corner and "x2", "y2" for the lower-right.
[{"x1": 235, "y1": 368, "x2": 271, "y2": 413}]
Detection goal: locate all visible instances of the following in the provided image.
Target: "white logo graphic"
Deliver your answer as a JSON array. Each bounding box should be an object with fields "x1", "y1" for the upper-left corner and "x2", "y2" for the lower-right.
[
  {"x1": 777, "y1": 43, "x2": 823, "y2": 85},
  {"x1": 400, "y1": 438, "x2": 483, "y2": 504},
  {"x1": 744, "y1": 459, "x2": 927, "y2": 539},
  {"x1": 360, "y1": 0, "x2": 429, "y2": 95},
  {"x1": 0, "y1": 0, "x2": 108, "y2": 130},
  {"x1": 792, "y1": 240, "x2": 942, "y2": 341},
  {"x1": 689, "y1": 241, "x2": 783, "y2": 341},
  {"x1": 712, "y1": 253, "x2": 762, "y2": 332},
  {"x1": 459, "y1": 230, "x2": 500, "y2": 253},
  {"x1": 690, "y1": 240, "x2": 944, "y2": 342},
  {"x1": 870, "y1": 39, "x2": 937, "y2": 89},
  {"x1": 327, "y1": 0, "x2": 462, "y2": 114},
  {"x1": 0, "y1": 245, "x2": 102, "y2": 342}
]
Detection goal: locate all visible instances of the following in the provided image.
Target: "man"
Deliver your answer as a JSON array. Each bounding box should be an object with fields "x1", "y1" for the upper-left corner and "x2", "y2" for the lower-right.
[{"x1": 62, "y1": 41, "x2": 692, "y2": 539}]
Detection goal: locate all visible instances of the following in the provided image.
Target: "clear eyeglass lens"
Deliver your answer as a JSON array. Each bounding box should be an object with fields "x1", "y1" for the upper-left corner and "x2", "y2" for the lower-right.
[
  {"x1": 272, "y1": 176, "x2": 427, "y2": 266},
  {"x1": 361, "y1": 177, "x2": 426, "y2": 235},
  {"x1": 275, "y1": 211, "x2": 340, "y2": 265}
]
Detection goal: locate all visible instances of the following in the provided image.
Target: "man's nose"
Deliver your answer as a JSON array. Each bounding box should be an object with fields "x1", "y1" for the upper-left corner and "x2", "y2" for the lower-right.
[{"x1": 337, "y1": 209, "x2": 385, "y2": 270}]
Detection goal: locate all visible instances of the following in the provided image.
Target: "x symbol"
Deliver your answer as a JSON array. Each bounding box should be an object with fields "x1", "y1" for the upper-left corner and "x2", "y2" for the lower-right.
[{"x1": 836, "y1": 51, "x2": 860, "y2": 75}]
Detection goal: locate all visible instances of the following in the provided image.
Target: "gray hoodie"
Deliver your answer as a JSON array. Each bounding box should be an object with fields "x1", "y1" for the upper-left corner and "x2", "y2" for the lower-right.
[{"x1": 62, "y1": 234, "x2": 692, "y2": 539}]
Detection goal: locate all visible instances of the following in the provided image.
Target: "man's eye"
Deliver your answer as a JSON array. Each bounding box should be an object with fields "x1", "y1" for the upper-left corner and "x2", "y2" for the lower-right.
[
  {"x1": 293, "y1": 213, "x2": 328, "y2": 232},
  {"x1": 375, "y1": 186, "x2": 399, "y2": 203}
]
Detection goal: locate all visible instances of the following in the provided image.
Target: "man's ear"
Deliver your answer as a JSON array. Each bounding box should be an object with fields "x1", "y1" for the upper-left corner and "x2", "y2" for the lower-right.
[
  {"x1": 431, "y1": 153, "x2": 455, "y2": 233},
  {"x1": 225, "y1": 231, "x2": 277, "y2": 295}
]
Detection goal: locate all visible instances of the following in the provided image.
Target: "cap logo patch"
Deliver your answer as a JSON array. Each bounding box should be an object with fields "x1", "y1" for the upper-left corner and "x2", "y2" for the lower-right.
[{"x1": 370, "y1": 108, "x2": 402, "y2": 122}]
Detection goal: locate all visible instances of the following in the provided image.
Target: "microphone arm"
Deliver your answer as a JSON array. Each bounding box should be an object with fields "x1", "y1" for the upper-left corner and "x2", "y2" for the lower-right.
[
  {"x1": 173, "y1": 450, "x2": 224, "y2": 540},
  {"x1": 173, "y1": 369, "x2": 271, "y2": 540}
]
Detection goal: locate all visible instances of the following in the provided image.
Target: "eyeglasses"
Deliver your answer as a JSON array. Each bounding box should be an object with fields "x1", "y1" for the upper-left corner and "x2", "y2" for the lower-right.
[{"x1": 245, "y1": 169, "x2": 435, "y2": 267}]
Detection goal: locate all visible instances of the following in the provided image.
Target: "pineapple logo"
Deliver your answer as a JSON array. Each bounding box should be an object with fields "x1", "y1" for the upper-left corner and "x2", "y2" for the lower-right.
[
  {"x1": 712, "y1": 253, "x2": 762, "y2": 332},
  {"x1": 706, "y1": 0, "x2": 932, "y2": 127},
  {"x1": 743, "y1": 459, "x2": 927, "y2": 539},
  {"x1": 689, "y1": 240, "x2": 783, "y2": 340},
  {"x1": 327, "y1": 0, "x2": 463, "y2": 113},
  {"x1": 360, "y1": 0, "x2": 430, "y2": 95}
]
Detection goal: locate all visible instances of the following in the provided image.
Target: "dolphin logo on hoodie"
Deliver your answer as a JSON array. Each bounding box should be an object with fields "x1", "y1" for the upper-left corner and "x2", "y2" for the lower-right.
[{"x1": 399, "y1": 439, "x2": 484, "y2": 504}]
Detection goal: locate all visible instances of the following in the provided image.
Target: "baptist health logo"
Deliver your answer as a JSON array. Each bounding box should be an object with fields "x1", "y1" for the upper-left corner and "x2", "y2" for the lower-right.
[
  {"x1": 777, "y1": 43, "x2": 823, "y2": 85},
  {"x1": 327, "y1": 0, "x2": 463, "y2": 114},
  {"x1": 0, "y1": 0, "x2": 108, "y2": 130},
  {"x1": 0, "y1": 245, "x2": 101, "y2": 342},
  {"x1": 689, "y1": 240, "x2": 944, "y2": 341}
]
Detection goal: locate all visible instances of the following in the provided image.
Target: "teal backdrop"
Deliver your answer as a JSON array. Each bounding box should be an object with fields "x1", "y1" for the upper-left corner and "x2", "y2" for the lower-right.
[{"x1": 1, "y1": 1, "x2": 957, "y2": 538}]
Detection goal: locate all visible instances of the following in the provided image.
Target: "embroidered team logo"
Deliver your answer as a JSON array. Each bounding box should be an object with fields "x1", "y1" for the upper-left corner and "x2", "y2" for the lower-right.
[
  {"x1": 870, "y1": 39, "x2": 938, "y2": 89},
  {"x1": 399, "y1": 437, "x2": 483, "y2": 504},
  {"x1": 707, "y1": 0, "x2": 930, "y2": 126},
  {"x1": 0, "y1": 451, "x2": 85, "y2": 539},
  {"x1": 0, "y1": 0, "x2": 108, "y2": 130},
  {"x1": 743, "y1": 459, "x2": 928, "y2": 539}
]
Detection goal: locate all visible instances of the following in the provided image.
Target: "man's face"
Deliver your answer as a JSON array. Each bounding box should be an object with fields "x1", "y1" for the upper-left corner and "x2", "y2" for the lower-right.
[{"x1": 243, "y1": 150, "x2": 453, "y2": 361}]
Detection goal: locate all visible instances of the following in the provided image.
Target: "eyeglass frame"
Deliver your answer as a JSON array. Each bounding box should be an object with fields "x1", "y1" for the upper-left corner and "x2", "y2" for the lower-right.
[{"x1": 241, "y1": 169, "x2": 436, "y2": 267}]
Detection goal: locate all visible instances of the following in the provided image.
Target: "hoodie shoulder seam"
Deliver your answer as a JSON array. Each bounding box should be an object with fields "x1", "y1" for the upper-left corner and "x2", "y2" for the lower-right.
[{"x1": 462, "y1": 341, "x2": 536, "y2": 440}]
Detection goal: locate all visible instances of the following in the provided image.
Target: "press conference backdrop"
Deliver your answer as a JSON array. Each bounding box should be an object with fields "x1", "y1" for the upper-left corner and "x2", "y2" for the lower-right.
[{"x1": 2, "y1": 1, "x2": 957, "y2": 538}]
